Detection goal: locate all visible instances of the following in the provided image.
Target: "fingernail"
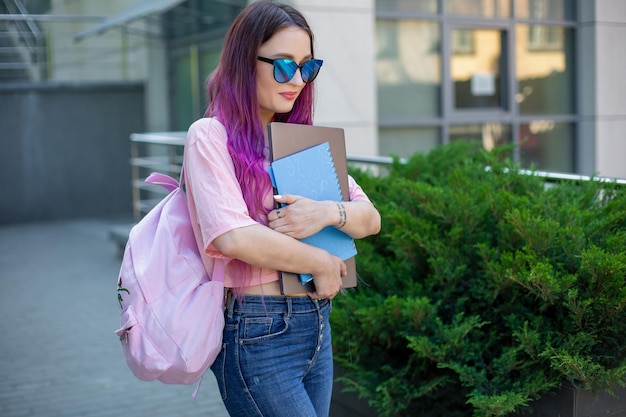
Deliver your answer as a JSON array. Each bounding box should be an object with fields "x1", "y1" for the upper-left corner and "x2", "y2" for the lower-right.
[{"x1": 274, "y1": 195, "x2": 282, "y2": 199}]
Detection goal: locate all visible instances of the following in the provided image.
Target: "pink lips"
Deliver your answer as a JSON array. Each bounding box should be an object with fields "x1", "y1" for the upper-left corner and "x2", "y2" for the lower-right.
[{"x1": 280, "y1": 92, "x2": 298, "y2": 101}]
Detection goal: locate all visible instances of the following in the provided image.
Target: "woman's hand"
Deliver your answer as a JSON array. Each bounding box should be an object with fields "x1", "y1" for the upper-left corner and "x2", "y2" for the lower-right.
[
  {"x1": 267, "y1": 194, "x2": 332, "y2": 239},
  {"x1": 269, "y1": 193, "x2": 381, "y2": 240},
  {"x1": 308, "y1": 254, "x2": 347, "y2": 300},
  {"x1": 265, "y1": 192, "x2": 380, "y2": 300}
]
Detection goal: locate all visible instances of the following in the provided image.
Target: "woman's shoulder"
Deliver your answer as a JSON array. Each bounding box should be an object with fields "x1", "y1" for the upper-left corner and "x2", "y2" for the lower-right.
[{"x1": 186, "y1": 117, "x2": 228, "y2": 147}]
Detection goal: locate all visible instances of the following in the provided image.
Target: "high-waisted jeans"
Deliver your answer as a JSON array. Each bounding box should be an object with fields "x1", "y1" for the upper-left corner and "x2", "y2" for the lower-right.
[{"x1": 211, "y1": 295, "x2": 333, "y2": 417}]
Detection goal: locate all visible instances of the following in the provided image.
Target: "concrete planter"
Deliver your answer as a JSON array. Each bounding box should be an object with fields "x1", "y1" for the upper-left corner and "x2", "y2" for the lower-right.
[
  {"x1": 330, "y1": 367, "x2": 377, "y2": 417},
  {"x1": 519, "y1": 384, "x2": 626, "y2": 417},
  {"x1": 527, "y1": 386, "x2": 626, "y2": 417},
  {"x1": 330, "y1": 376, "x2": 626, "y2": 417}
]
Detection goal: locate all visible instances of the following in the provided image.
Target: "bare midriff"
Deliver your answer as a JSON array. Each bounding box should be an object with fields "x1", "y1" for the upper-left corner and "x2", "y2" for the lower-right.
[{"x1": 239, "y1": 280, "x2": 308, "y2": 297}]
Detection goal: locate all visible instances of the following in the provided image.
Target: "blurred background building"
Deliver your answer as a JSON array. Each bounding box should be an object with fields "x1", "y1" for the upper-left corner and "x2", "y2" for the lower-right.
[{"x1": 1, "y1": 0, "x2": 625, "y2": 224}]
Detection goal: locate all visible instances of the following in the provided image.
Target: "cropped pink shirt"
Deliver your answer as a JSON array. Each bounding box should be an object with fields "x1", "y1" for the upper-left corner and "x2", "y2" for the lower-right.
[{"x1": 184, "y1": 117, "x2": 371, "y2": 288}]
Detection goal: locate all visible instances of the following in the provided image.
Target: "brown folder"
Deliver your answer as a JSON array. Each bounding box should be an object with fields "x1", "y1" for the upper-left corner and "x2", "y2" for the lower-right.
[{"x1": 268, "y1": 122, "x2": 358, "y2": 295}]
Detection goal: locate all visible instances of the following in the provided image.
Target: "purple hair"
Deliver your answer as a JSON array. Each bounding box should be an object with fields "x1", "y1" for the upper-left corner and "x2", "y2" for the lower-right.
[{"x1": 205, "y1": 1, "x2": 317, "y2": 224}]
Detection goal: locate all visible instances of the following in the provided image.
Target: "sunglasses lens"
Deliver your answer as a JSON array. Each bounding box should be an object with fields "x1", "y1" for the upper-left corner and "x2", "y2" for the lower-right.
[
  {"x1": 273, "y1": 59, "x2": 298, "y2": 83},
  {"x1": 301, "y1": 59, "x2": 323, "y2": 83},
  {"x1": 268, "y1": 58, "x2": 323, "y2": 83}
]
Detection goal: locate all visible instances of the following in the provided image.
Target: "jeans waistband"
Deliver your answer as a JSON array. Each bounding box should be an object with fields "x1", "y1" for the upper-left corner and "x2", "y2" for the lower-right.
[{"x1": 226, "y1": 294, "x2": 329, "y2": 316}]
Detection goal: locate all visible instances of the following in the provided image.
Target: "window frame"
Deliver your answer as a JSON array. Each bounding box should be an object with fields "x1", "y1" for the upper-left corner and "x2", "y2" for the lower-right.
[{"x1": 375, "y1": 0, "x2": 579, "y2": 173}]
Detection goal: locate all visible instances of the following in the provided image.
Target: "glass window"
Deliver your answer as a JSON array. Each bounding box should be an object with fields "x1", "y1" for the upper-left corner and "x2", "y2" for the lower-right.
[
  {"x1": 200, "y1": 49, "x2": 220, "y2": 76},
  {"x1": 449, "y1": 123, "x2": 511, "y2": 151},
  {"x1": 515, "y1": 0, "x2": 574, "y2": 20},
  {"x1": 25, "y1": 0, "x2": 51, "y2": 14},
  {"x1": 376, "y1": 20, "x2": 441, "y2": 120},
  {"x1": 200, "y1": 48, "x2": 221, "y2": 108},
  {"x1": 173, "y1": 55, "x2": 194, "y2": 131},
  {"x1": 519, "y1": 121, "x2": 574, "y2": 172},
  {"x1": 445, "y1": 0, "x2": 511, "y2": 17},
  {"x1": 164, "y1": 1, "x2": 245, "y2": 40},
  {"x1": 516, "y1": 25, "x2": 574, "y2": 115},
  {"x1": 452, "y1": 29, "x2": 506, "y2": 110},
  {"x1": 374, "y1": 0, "x2": 576, "y2": 174},
  {"x1": 379, "y1": 127, "x2": 440, "y2": 158},
  {"x1": 376, "y1": 0, "x2": 438, "y2": 14}
]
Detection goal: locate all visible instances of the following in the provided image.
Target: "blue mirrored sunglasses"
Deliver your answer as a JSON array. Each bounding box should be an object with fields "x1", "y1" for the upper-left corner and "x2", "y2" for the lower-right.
[{"x1": 257, "y1": 56, "x2": 323, "y2": 83}]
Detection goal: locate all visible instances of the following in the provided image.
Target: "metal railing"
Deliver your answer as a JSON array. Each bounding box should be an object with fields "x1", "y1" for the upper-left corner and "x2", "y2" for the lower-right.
[
  {"x1": 129, "y1": 131, "x2": 626, "y2": 188},
  {"x1": 0, "y1": 0, "x2": 46, "y2": 81},
  {"x1": 349, "y1": 153, "x2": 626, "y2": 185}
]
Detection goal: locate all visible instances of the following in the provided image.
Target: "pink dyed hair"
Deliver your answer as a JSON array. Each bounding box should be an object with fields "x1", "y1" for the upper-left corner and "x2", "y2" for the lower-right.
[{"x1": 205, "y1": 1, "x2": 317, "y2": 224}]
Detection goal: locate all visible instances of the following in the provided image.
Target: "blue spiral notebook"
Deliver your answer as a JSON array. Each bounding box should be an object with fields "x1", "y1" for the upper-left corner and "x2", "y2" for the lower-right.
[{"x1": 269, "y1": 141, "x2": 357, "y2": 285}]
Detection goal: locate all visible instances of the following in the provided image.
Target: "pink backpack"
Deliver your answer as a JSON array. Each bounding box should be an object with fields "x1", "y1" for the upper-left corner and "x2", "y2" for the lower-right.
[{"x1": 115, "y1": 169, "x2": 224, "y2": 385}]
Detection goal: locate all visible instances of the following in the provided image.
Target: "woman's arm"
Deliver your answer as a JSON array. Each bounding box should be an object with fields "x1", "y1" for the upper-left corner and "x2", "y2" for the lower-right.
[
  {"x1": 267, "y1": 194, "x2": 381, "y2": 240},
  {"x1": 212, "y1": 223, "x2": 346, "y2": 299}
]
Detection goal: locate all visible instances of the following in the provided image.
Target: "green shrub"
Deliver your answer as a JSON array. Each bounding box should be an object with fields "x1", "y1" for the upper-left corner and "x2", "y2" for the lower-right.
[{"x1": 334, "y1": 141, "x2": 626, "y2": 417}]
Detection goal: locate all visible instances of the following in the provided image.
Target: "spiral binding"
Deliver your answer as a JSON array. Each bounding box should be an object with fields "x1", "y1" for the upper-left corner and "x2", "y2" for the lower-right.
[{"x1": 324, "y1": 143, "x2": 342, "y2": 200}]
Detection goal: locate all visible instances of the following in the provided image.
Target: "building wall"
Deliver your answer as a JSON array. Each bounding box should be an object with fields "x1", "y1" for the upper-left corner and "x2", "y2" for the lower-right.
[
  {"x1": 47, "y1": 0, "x2": 169, "y2": 132},
  {"x1": 48, "y1": 0, "x2": 148, "y2": 81},
  {"x1": 37, "y1": 0, "x2": 625, "y2": 179},
  {"x1": 0, "y1": 83, "x2": 145, "y2": 224}
]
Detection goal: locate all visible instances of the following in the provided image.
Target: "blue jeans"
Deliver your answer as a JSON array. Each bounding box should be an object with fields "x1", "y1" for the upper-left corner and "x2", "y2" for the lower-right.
[{"x1": 211, "y1": 295, "x2": 333, "y2": 417}]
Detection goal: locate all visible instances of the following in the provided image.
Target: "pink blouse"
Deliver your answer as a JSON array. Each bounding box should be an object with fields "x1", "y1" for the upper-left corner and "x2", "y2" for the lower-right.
[{"x1": 184, "y1": 117, "x2": 371, "y2": 288}]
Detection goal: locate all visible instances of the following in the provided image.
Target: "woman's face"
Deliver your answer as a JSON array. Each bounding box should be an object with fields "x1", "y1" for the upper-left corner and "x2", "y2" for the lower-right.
[{"x1": 256, "y1": 26, "x2": 312, "y2": 127}]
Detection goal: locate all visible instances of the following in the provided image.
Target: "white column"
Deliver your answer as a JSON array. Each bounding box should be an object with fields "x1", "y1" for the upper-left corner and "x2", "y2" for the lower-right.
[
  {"x1": 592, "y1": 0, "x2": 626, "y2": 179},
  {"x1": 294, "y1": 0, "x2": 379, "y2": 158}
]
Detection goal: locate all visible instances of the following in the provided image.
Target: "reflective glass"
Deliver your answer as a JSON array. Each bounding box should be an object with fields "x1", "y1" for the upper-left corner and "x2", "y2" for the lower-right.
[
  {"x1": 201, "y1": 48, "x2": 221, "y2": 111},
  {"x1": 449, "y1": 123, "x2": 511, "y2": 150},
  {"x1": 452, "y1": 29, "x2": 505, "y2": 110},
  {"x1": 516, "y1": 25, "x2": 574, "y2": 115},
  {"x1": 376, "y1": 20, "x2": 441, "y2": 119},
  {"x1": 379, "y1": 127, "x2": 440, "y2": 158},
  {"x1": 173, "y1": 55, "x2": 193, "y2": 130},
  {"x1": 257, "y1": 57, "x2": 322, "y2": 83},
  {"x1": 515, "y1": 0, "x2": 573, "y2": 20},
  {"x1": 200, "y1": 49, "x2": 221, "y2": 79},
  {"x1": 376, "y1": 0, "x2": 438, "y2": 14},
  {"x1": 165, "y1": 1, "x2": 245, "y2": 40},
  {"x1": 519, "y1": 122, "x2": 574, "y2": 172},
  {"x1": 445, "y1": 0, "x2": 511, "y2": 17}
]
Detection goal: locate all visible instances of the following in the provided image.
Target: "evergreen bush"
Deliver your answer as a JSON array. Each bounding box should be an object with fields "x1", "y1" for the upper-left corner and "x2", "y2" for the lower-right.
[{"x1": 334, "y1": 141, "x2": 626, "y2": 417}]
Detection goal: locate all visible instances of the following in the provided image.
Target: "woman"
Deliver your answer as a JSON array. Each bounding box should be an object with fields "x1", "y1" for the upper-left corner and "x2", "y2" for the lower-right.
[{"x1": 183, "y1": 1, "x2": 381, "y2": 416}]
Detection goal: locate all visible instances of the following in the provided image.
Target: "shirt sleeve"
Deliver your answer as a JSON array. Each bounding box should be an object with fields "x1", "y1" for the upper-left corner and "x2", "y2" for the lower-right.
[
  {"x1": 348, "y1": 174, "x2": 371, "y2": 202},
  {"x1": 184, "y1": 118, "x2": 257, "y2": 258}
]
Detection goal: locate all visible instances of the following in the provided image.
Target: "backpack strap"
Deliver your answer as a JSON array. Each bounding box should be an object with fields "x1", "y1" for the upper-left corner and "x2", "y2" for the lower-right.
[
  {"x1": 179, "y1": 164, "x2": 186, "y2": 188},
  {"x1": 145, "y1": 164, "x2": 185, "y2": 193},
  {"x1": 145, "y1": 172, "x2": 179, "y2": 192}
]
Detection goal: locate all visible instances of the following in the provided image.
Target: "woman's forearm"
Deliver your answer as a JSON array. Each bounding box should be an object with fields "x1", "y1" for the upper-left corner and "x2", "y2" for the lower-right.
[
  {"x1": 212, "y1": 223, "x2": 340, "y2": 276},
  {"x1": 330, "y1": 199, "x2": 381, "y2": 239},
  {"x1": 269, "y1": 195, "x2": 381, "y2": 240}
]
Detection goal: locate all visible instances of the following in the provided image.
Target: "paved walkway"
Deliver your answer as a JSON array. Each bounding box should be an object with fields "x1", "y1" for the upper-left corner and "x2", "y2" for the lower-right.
[{"x1": 0, "y1": 218, "x2": 229, "y2": 417}]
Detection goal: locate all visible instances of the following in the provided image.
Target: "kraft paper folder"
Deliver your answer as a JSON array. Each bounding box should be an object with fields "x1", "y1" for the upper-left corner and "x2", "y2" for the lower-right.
[
  {"x1": 269, "y1": 142, "x2": 357, "y2": 285},
  {"x1": 268, "y1": 122, "x2": 358, "y2": 295}
]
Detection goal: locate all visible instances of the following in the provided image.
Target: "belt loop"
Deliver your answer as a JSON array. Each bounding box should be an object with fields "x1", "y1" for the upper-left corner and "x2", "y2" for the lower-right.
[
  {"x1": 226, "y1": 290, "x2": 236, "y2": 318},
  {"x1": 286, "y1": 297, "x2": 293, "y2": 319}
]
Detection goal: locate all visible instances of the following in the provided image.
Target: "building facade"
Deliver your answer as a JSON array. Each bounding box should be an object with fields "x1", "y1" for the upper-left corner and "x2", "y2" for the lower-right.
[{"x1": 3, "y1": 0, "x2": 625, "y2": 179}]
